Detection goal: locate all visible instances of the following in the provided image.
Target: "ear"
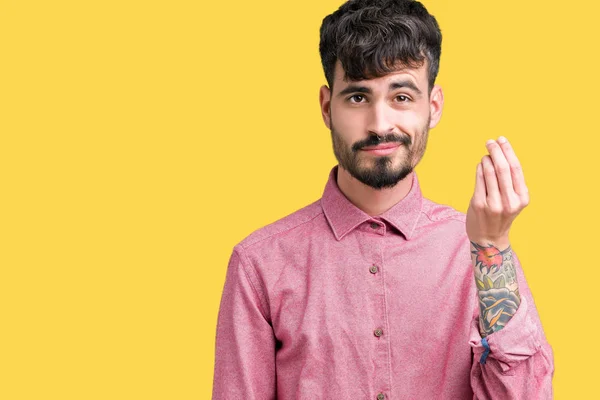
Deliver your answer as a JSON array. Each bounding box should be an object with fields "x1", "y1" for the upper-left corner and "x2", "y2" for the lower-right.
[
  {"x1": 319, "y1": 85, "x2": 332, "y2": 130},
  {"x1": 428, "y1": 84, "x2": 444, "y2": 129}
]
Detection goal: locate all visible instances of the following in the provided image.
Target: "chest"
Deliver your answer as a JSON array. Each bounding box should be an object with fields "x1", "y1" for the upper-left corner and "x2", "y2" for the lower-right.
[{"x1": 266, "y1": 241, "x2": 477, "y2": 347}]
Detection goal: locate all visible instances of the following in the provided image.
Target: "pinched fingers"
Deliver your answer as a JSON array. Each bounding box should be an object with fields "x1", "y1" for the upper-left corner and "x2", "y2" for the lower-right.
[{"x1": 483, "y1": 137, "x2": 529, "y2": 215}]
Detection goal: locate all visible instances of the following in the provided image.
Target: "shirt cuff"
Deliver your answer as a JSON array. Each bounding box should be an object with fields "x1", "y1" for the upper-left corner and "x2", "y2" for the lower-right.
[{"x1": 469, "y1": 295, "x2": 543, "y2": 373}]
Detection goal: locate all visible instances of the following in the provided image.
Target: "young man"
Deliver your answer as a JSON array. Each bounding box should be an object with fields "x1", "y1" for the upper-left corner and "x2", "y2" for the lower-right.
[{"x1": 212, "y1": 0, "x2": 554, "y2": 398}]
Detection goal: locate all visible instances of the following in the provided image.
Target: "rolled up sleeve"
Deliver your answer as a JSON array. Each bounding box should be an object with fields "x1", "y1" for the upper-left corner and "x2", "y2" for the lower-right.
[
  {"x1": 212, "y1": 246, "x2": 276, "y2": 400},
  {"x1": 469, "y1": 251, "x2": 555, "y2": 399}
]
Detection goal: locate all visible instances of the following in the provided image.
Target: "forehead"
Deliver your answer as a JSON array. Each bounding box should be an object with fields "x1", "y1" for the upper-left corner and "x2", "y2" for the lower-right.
[{"x1": 332, "y1": 60, "x2": 428, "y2": 92}]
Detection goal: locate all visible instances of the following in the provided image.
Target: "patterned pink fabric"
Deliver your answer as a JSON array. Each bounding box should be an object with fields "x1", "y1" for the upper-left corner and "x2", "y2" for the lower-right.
[{"x1": 213, "y1": 165, "x2": 554, "y2": 399}]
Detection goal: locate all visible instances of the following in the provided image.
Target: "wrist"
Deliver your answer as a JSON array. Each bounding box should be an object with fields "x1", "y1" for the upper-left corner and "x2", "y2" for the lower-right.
[{"x1": 468, "y1": 237, "x2": 511, "y2": 252}]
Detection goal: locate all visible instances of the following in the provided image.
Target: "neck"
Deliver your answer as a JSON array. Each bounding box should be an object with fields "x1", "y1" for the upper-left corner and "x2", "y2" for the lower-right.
[{"x1": 336, "y1": 165, "x2": 414, "y2": 217}]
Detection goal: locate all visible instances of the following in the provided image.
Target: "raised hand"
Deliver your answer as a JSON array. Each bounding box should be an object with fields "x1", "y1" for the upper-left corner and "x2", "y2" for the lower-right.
[{"x1": 466, "y1": 136, "x2": 530, "y2": 250}]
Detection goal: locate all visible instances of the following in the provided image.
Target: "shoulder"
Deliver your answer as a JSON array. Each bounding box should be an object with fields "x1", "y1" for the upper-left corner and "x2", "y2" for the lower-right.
[
  {"x1": 415, "y1": 197, "x2": 472, "y2": 264},
  {"x1": 235, "y1": 199, "x2": 325, "y2": 252},
  {"x1": 415, "y1": 197, "x2": 469, "y2": 243},
  {"x1": 420, "y1": 196, "x2": 466, "y2": 224}
]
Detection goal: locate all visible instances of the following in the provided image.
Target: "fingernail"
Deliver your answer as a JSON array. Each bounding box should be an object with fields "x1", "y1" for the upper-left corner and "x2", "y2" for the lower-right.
[
  {"x1": 486, "y1": 139, "x2": 495, "y2": 146},
  {"x1": 498, "y1": 136, "x2": 507, "y2": 144}
]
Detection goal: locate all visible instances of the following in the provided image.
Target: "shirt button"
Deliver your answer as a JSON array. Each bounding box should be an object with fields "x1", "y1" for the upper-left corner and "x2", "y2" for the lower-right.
[
  {"x1": 377, "y1": 393, "x2": 385, "y2": 400},
  {"x1": 369, "y1": 265, "x2": 378, "y2": 274},
  {"x1": 374, "y1": 328, "x2": 383, "y2": 337},
  {"x1": 370, "y1": 222, "x2": 379, "y2": 229}
]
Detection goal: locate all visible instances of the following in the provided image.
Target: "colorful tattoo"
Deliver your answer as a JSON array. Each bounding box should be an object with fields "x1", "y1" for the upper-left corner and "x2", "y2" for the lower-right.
[
  {"x1": 471, "y1": 241, "x2": 521, "y2": 337},
  {"x1": 471, "y1": 242, "x2": 506, "y2": 274}
]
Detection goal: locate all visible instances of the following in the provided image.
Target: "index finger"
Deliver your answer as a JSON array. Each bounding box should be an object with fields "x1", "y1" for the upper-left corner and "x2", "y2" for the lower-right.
[{"x1": 497, "y1": 136, "x2": 528, "y2": 196}]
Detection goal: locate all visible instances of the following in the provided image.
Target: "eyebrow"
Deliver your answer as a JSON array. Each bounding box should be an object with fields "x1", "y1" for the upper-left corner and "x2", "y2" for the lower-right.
[
  {"x1": 337, "y1": 79, "x2": 422, "y2": 97},
  {"x1": 390, "y1": 80, "x2": 422, "y2": 95}
]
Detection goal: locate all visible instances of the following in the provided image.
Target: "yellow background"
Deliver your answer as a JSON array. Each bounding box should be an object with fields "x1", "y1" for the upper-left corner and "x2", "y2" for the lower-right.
[{"x1": 1, "y1": 0, "x2": 597, "y2": 398}]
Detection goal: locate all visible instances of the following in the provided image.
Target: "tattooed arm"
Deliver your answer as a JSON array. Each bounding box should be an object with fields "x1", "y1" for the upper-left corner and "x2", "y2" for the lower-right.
[
  {"x1": 468, "y1": 244, "x2": 554, "y2": 399},
  {"x1": 470, "y1": 241, "x2": 520, "y2": 337},
  {"x1": 465, "y1": 137, "x2": 528, "y2": 335}
]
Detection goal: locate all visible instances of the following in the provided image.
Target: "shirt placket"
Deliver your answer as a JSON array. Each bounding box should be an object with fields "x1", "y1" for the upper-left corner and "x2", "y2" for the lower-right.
[{"x1": 366, "y1": 218, "x2": 392, "y2": 400}]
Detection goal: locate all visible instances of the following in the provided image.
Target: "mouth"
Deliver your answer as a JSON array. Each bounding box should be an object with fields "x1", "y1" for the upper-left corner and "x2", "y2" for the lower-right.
[{"x1": 360, "y1": 143, "x2": 401, "y2": 156}]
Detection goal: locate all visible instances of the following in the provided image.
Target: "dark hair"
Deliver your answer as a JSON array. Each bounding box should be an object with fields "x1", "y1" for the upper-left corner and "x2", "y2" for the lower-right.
[{"x1": 319, "y1": 0, "x2": 442, "y2": 92}]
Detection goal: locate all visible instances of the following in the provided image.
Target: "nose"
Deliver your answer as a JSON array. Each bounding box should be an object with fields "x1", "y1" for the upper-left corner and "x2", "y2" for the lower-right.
[{"x1": 366, "y1": 100, "x2": 396, "y2": 137}]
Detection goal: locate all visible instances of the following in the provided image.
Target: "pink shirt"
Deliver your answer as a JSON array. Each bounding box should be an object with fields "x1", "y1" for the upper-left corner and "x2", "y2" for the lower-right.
[{"x1": 212, "y1": 165, "x2": 554, "y2": 399}]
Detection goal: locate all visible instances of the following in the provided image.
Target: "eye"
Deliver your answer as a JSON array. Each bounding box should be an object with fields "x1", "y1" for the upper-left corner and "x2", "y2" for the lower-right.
[
  {"x1": 395, "y1": 94, "x2": 410, "y2": 102},
  {"x1": 348, "y1": 94, "x2": 366, "y2": 103}
]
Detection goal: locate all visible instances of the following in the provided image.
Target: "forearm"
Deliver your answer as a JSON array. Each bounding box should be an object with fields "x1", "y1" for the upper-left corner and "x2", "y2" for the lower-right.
[
  {"x1": 470, "y1": 239, "x2": 521, "y2": 338},
  {"x1": 469, "y1": 248, "x2": 554, "y2": 398}
]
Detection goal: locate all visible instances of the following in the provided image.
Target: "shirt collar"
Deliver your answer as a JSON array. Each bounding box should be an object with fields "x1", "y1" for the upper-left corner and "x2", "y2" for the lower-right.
[{"x1": 321, "y1": 165, "x2": 423, "y2": 241}]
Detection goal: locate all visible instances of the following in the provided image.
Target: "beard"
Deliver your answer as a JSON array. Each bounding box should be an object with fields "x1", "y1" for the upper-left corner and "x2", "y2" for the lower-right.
[{"x1": 330, "y1": 116, "x2": 430, "y2": 190}]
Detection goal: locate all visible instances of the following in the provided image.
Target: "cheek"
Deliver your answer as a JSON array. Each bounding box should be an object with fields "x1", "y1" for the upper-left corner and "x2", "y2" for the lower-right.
[
  {"x1": 332, "y1": 107, "x2": 364, "y2": 136},
  {"x1": 395, "y1": 110, "x2": 425, "y2": 133}
]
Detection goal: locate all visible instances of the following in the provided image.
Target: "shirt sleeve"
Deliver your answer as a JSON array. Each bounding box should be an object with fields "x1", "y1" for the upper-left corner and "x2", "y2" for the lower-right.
[
  {"x1": 469, "y1": 250, "x2": 555, "y2": 399},
  {"x1": 212, "y1": 246, "x2": 277, "y2": 400}
]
